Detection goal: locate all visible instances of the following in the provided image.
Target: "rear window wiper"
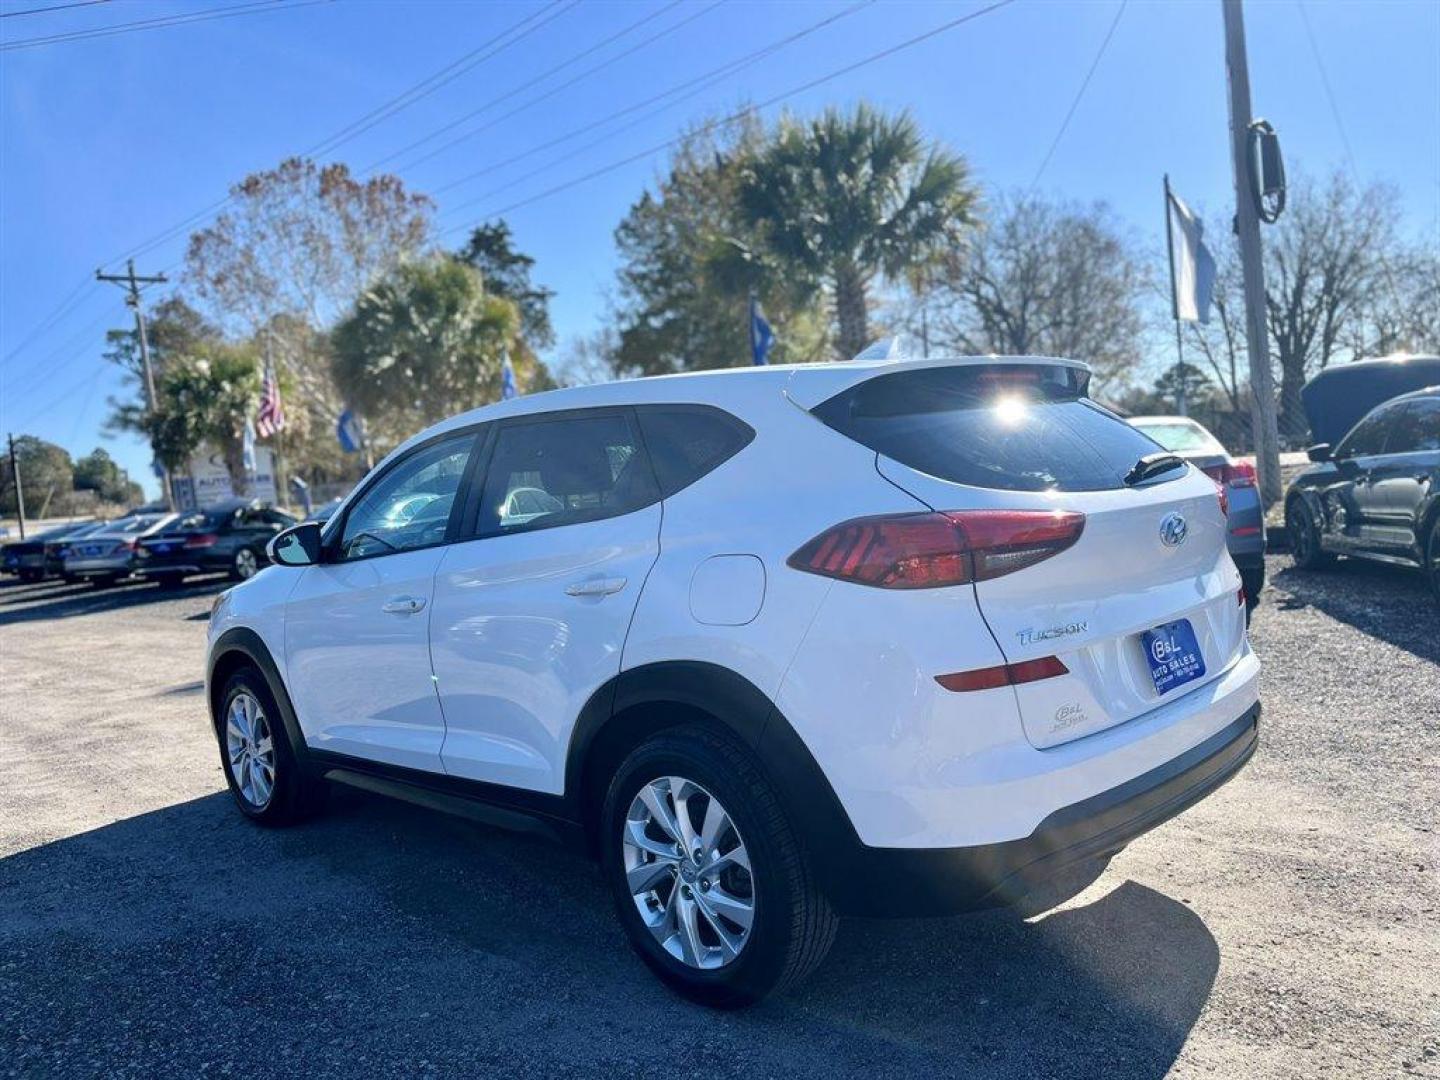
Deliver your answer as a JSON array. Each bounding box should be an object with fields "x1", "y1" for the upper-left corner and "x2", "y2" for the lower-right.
[{"x1": 1124, "y1": 452, "x2": 1187, "y2": 486}]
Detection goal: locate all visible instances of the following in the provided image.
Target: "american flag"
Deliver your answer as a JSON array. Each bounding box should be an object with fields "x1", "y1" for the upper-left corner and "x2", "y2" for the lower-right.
[{"x1": 256, "y1": 363, "x2": 285, "y2": 438}]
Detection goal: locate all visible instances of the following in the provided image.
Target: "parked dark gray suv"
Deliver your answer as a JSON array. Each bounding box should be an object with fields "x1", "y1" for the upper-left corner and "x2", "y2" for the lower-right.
[{"x1": 1285, "y1": 386, "x2": 1440, "y2": 603}]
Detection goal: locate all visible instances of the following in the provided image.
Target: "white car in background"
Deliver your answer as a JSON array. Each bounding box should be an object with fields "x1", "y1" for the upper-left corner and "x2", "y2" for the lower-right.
[{"x1": 206, "y1": 355, "x2": 1260, "y2": 1006}]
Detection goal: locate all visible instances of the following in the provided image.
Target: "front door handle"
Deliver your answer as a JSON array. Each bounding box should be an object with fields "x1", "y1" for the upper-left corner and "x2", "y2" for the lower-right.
[
  {"x1": 382, "y1": 595, "x2": 427, "y2": 615},
  {"x1": 564, "y1": 576, "x2": 627, "y2": 598}
]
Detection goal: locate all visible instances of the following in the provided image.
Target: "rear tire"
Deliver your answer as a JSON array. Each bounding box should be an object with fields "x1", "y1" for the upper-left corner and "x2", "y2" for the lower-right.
[
  {"x1": 1286, "y1": 497, "x2": 1333, "y2": 570},
  {"x1": 217, "y1": 668, "x2": 326, "y2": 826},
  {"x1": 600, "y1": 725, "x2": 837, "y2": 1008},
  {"x1": 230, "y1": 546, "x2": 260, "y2": 582}
]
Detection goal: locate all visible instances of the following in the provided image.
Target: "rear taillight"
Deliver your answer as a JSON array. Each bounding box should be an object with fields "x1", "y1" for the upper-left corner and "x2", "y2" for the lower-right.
[
  {"x1": 787, "y1": 510, "x2": 1085, "y2": 589},
  {"x1": 936, "y1": 656, "x2": 1069, "y2": 692},
  {"x1": 185, "y1": 533, "x2": 219, "y2": 549},
  {"x1": 1216, "y1": 483, "x2": 1229, "y2": 518},
  {"x1": 1201, "y1": 461, "x2": 1257, "y2": 488}
]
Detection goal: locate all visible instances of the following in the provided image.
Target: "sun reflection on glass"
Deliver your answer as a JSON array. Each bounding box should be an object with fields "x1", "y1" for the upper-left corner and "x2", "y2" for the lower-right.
[{"x1": 992, "y1": 395, "x2": 1027, "y2": 425}]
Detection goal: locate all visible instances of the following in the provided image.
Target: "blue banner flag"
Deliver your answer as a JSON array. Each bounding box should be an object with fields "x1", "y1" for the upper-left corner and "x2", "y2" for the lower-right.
[
  {"x1": 749, "y1": 296, "x2": 775, "y2": 366},
  {"x1": 336, "y1": 408, "x2": 362, "y2": 454},
  {"x1": 501, "y1": 349, "x2": 518, "y2": 400}
]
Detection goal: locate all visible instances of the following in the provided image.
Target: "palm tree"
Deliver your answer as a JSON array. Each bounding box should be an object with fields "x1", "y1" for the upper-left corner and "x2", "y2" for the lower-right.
[{"x1": 736, "y1": 104, "x2": 978, "y2": 359}]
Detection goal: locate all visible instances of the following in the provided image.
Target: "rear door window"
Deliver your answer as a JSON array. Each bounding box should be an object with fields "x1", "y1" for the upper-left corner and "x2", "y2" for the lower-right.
[
  {"x1": 475, "y1": 411, "x2": 659, "y2": 536},
  {"x1": 1386, "y1": 398, "x2": 1440, "y2": 454},
  {"x1": 1337, "y1": 403, "x2": 1401, "y2": 457},
  {"x1": 636, "y1": 405, "x2": 754, "y2": 496},
  {"x1": 812, "y1": 364, "x2": 1170, "y2": 492}
]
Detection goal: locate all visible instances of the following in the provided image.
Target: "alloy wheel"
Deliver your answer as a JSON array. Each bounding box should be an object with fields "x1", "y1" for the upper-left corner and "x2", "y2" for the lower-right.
[
  {"x1": 1288, "y1": 504, "x2": 1313, "y2": 562},
  {"x1": 234, "y1": 548, "x2": 259, "y2": 580},
  {"x1": 225, "y1": 691, "x2": 275, "y2": 808},
  {"x1": 621, "y1": 776, "x2": 754, "y2": 970}
]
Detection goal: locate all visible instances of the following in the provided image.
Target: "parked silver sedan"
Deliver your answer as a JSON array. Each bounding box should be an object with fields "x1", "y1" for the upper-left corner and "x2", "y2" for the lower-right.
[
  {"x1": 1128, "y1": 416, "x2": 1267, "y2": 610},
  {"x1": 63, "y1": 513, "x2": 177, "y2": 587}
]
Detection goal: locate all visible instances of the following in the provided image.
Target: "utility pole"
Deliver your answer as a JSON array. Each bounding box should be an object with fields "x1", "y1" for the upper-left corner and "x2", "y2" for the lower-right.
[
  {"x1": 1222, "y1": 0, "x2": 1283, "y2": 507},
  {"x1": 7, "y1": 433, "x2": 27, "y2": 539},
  {"x1": 96, "y1": 259, "x2": 173, "y2": 510}
]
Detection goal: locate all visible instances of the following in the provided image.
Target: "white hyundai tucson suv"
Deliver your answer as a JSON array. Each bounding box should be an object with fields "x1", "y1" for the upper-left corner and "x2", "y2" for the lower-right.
[{"x1": 207, "y1": 355, "x2": 1260, "y2": 1006}]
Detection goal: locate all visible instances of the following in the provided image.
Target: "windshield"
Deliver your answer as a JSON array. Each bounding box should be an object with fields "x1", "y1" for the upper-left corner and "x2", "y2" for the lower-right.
[{"x1": 813, "y1": 364, "x2": 1173, "y2": 492}]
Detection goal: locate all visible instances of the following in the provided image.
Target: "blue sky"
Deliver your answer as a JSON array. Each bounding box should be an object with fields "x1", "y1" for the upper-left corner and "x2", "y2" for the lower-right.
[{"x1": 3, "y1": 0, "x2": 1437, "y2": 497}]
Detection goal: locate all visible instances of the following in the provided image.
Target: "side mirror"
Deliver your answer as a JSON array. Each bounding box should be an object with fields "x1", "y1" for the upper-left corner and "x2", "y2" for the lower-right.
[
  {"x1": 1306, "y1": 443, "x2": 1332, "y2": 463},
  {"x1": 266, "y1": 522, "x2": 322, "y2": 567}
]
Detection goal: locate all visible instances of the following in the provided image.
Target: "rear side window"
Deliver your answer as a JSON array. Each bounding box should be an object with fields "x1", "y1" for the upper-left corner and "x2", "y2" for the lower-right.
[
  {"x1": 812, "y1": 364, "x2": 1167, "y2": 492},
  {"x1": 476, "y1": 412, "x2": 659, "y2": 536},
  {"x1": 637, "y1": 405, "x2": 754, "y2": 496},
  {"x1": 1337, "y1": 403, "x2": 1400, "y2": 457},
  {"x1": 1387, "y1": 397, "x2": 1440, "y2": 454}
]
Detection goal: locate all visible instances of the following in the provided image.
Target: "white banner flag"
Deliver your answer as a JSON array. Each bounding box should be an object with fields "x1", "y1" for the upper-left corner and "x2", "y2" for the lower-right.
[{"x1": 1167, "y1": 188, "x2": 1217, "y2": 324}]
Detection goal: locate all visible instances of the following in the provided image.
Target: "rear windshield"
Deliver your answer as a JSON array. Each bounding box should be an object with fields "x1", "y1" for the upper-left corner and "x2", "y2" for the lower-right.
[
  {"x1": 1130, "y1": 420, "x2": 1224, "y2": 455},
  {"x1": 812, "y1": 364, "x2": 1171, "y2": 492}
]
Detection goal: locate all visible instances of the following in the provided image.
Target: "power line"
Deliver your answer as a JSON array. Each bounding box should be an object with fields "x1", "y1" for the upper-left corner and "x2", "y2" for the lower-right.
[
  {"x1": 17, "y1": 0, "x2": 579, "y2": 371},
  {"x1": 0, "y1": 0, "x2": 111, "y2": 19},
  {"x1": 99, "y1": 0, "x2": 577, "y2": 269},
  {"x1": 1296, "y1": 0, "x2": 1409, "y2": 322},
  {"x1": 444, "y1": 0, "x2": 1018, "y2": 232},
  {"x1": 2, "y1": 274, "x2": 92, "y2": 363},
  {"x1": 0, "y1": 0, "x2": 334, "y2": 52},
  {"x1": 1029, "y1": 0, "x2": 1125, "y2": 189},
  {"x1": 433, "y1": 0, "x2": 874, "y2": 218},
  {"x1": 373, "y1": 0, "x2": 720, "y2": 175},
  {"x1": 305, "y1": 0, "x2": 578, "y2": 159},
  {"x1": 432, "y1": 0, "x2": 874, "y2": 207}
]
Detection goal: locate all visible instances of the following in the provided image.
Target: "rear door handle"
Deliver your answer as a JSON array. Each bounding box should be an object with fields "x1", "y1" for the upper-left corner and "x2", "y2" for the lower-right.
[
  {"x1": 564, "y1": 576, "x2": 627, "y2": 598},
  {"x1": 382, "y1": 595, "x2": 427, "y2": 614}
]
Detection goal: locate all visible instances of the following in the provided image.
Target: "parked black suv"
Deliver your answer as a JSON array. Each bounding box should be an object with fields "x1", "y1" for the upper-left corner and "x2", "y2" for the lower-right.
[
  {"x1": 1285, "y1": 386, "x2": 1440, "y2": 602},
  {"x1": 136, "y1": 499, "x2": 296, "y2": 585}
]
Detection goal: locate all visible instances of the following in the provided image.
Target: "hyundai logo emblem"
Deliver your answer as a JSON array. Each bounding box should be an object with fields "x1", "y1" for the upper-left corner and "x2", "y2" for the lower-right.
[{"x1": 1159, "y1": 512, "x2": 1188, "y2": 548}]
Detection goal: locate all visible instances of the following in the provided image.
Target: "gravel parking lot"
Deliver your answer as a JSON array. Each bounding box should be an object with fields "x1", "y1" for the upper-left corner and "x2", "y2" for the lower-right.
[{"x1": 2, "y1": 558, "x2": 1436, "y2": 1079}]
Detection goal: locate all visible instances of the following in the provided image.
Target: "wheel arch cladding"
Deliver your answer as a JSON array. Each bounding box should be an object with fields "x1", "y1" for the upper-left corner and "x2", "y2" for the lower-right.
[
  {"x1": 566, "y1": 660, "x2": 863, "y2": 895},
  {"x1": 207, "y1": 627, "x2": 308, "y2": 755}
]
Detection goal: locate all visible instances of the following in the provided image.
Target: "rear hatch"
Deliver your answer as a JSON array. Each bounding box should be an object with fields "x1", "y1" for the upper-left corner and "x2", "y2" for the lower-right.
[{"x1": 800, "y1": 359, "x2": 1246, "y2": 748}]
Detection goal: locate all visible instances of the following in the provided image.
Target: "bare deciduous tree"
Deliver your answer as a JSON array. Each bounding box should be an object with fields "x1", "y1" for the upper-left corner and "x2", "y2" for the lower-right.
[
  {"x1": 929, "y1": 196, "x2": 1148, "y2": 389},
  {"x1": 186, "y1": 158, "x2": 434, "y2": 332},
  {"x1": 1263, "y1": 173, "x2": 1400, "y2": 441}
]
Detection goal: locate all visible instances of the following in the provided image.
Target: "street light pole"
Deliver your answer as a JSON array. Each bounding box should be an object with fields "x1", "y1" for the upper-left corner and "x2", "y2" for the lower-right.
[{"x1": 1222, "y1": 0, "x2": 1283, "y2": 507}]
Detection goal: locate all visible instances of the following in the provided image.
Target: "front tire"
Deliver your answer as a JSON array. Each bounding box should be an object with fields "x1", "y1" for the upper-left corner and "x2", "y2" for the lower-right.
[
  {"x1": 1287, "y1": 497, "x2": 1333, "y2": 570},
  {"x1": 600, "y1": 726, "x2": 837, "y2": 1007},
  {"x1": 218, "y1": 668, "x2": 325, "y2": 825}
]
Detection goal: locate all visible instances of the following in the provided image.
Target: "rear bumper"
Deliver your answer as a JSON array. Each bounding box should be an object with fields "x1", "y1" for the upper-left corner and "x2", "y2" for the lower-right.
[
  {"x1": 136, "y1": 562, "x2": 206, "y2": 576},
  {"x1": 66, "y1": 557, "x2": 133, "y2": 576},
  {"x1": 829, "y1": 701, "x2": 1259, "y2": 916}
]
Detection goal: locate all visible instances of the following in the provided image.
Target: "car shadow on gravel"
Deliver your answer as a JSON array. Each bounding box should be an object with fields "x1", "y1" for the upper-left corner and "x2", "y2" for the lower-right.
[
  {"x1": 0, "y1": 576, "x2": 228, "y2": 626},
  {"x1": 1270, "y1": 557, "x2": 1440, "y2": 664},
  {"x1": 0, "y1": 784, "x2": 1218, "y2": 1078}
]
